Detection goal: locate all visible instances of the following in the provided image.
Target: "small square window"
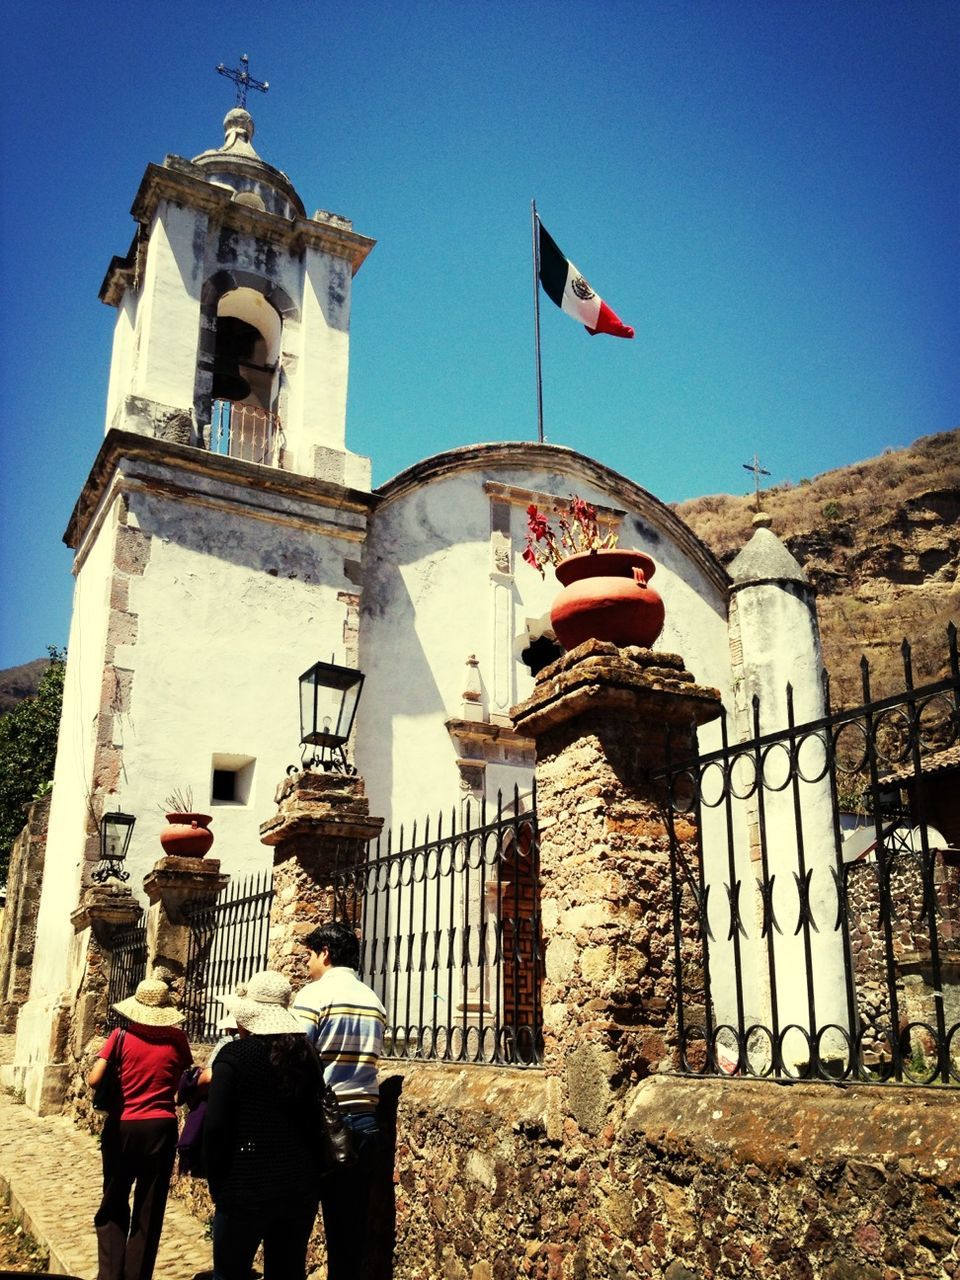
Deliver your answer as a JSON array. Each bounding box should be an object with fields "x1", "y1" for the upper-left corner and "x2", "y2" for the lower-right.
[
  {"x1": 210, "y1": 754, "x2": 256, "y2": 806},
  {"x1": 212, "y1": 770, "x2": 236, "y2": 802}
]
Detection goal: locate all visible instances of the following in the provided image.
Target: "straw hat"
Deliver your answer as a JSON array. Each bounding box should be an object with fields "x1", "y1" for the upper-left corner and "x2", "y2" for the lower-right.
[
  {"x1": 219, "y1": 970, "x2": 303, "y2": 1035},
  {"x1": 113, "y1": 978, "x2": 184, "y2": 1027}
]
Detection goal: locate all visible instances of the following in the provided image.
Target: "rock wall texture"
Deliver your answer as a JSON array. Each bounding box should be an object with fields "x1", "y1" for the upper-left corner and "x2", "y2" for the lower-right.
[
  {"x1": 0, "y1": 795, "x2": 50, "y2": 1030},
  {"x1": 378, "y1": 1062, "x2": 959, "y2": 1280}
]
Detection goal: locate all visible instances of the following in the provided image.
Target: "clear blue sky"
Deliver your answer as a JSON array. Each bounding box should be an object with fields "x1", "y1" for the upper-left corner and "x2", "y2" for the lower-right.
[{"x1": 1, "y1": 0, "x2": 957, "y2": 669}]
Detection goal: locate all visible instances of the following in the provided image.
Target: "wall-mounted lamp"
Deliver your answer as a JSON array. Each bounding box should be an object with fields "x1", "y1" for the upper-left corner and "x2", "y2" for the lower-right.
[{"x1": 92, "y1": 810, "x2": 136, "y2": 884}]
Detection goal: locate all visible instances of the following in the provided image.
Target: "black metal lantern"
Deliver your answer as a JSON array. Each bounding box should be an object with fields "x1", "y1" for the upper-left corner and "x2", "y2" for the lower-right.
[
  {"x1": 299, "y1": 660, "x2": 364, "y2": 771},
  {"x1": 92, "y1": 810, "x2": 136, "y2": 884}
]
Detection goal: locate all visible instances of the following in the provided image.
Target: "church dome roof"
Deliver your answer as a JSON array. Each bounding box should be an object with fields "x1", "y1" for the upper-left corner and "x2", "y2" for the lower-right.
[{"x1": 191, "y1": 110, "x2": 305, "y2": 219}]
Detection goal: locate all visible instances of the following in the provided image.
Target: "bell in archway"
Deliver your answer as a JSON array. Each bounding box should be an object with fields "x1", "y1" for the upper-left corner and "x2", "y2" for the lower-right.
[{"x1": 211, "y1": 316, "x2": 257, "y2": 402}]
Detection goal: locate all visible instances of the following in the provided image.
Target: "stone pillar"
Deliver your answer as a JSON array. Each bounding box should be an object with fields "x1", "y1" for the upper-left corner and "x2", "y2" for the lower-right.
[
  {"x1": 60, "y1": 883, "x2": 145, "y2": 1122},
  {"x1": 142, "y1": 855, "x2": 229, "y2": 1006},
  {"x1": 727, "y1": 515, "x2": 852, "y2": 1062},
  {"x1": 0, "y1": 795, "x2": 50, "y2": 1032},
  {"x1": 260, "y1": 770, "x2": 384, "y2": 987},
  {"x1": 510, "y1": 640, "x2": 721, "y2": 1135}
]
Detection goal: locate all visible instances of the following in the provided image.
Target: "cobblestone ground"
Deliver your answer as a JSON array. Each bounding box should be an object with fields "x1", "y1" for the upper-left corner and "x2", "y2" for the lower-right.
[{"x1": 0, "y1": 1035, "x2": 211, "y2": 1280}]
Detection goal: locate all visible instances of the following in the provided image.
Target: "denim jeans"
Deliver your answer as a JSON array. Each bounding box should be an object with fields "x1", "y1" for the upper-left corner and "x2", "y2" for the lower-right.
[{"x1": 318, "y1": 1112, "x2": 380, "y2": 1280}]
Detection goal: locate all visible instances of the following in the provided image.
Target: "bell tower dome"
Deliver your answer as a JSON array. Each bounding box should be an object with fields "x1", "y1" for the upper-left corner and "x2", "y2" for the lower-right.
[{"x1": 100, "y1": 109, "x2": 375, "y2": 486}]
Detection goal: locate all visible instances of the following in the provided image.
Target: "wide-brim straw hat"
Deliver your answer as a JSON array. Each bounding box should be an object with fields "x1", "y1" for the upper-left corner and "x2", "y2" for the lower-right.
[
  {"x1": 219, "y1": 969, "x2": 303, "y2": 1036},
  {"x1": 113, "y1": 978, "x2": 184, "y2": 1027}
]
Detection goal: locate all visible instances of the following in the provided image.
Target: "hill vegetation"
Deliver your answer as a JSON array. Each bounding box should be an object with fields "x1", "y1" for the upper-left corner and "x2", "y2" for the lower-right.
[
  {"x1": 674, "y1": 429, "x2": 960, "y2": 706},
  {"x1": 0, "y1": 658, "x2": 52, "y2": 715}
]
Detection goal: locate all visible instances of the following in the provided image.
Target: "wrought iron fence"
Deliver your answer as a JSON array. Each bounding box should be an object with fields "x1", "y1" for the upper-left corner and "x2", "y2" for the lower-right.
[
  {"x1": 211, "y1": 399, "x2": 284, "y2": 467},
  {"x1": 659, "y1": 627, "x2": 960, "y2": 1085},
  {"x1": 333, "y1": 790, "x2": 542, "y2": 1067},
  {"x1": 182, "y1": 870, "x2": 274, "y2": 1042},
  {"x1": 106, "y1": 913, "x2": 148, "y2": 1028}
]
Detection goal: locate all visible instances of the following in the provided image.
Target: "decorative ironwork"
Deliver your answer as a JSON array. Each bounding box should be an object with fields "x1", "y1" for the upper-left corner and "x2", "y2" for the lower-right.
[
  {"x1": 106, "y1": 913, "x2": 147, "y2": 1028},
  {"x1": 660, "y1": 628, "x2": 960, "y2": 1085},
  {"x1": 332, "y1": 788, "x2": 543, "y2": 1067},
  {"x1": 182, "y1": 871, "x2": 274, "y2": 1042},
  {"x1": 211, "y1": 400, "x2": 283, "y2": 467},
  {"x1": 215, "y1": 54, "x2": 269, "y2": 109}
]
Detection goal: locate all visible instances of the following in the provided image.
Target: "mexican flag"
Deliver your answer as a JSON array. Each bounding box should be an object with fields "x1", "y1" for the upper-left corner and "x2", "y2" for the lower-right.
[{"x1": 538, "y1": 220, "x2": 634, "y2": 339}]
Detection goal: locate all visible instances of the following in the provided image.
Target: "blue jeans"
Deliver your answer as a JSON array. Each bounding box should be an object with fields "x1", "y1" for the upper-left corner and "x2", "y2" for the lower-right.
[{"x1": 318, "y1": 1113, "x2": 380, "y2": 1280}]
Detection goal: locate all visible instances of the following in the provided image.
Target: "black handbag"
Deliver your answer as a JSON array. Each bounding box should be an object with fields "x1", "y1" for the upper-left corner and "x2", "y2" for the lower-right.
[
  {"x1": 307, "y1": 1041, "x2": 358, "y2": 1170},
  {"x1": 93, "y1": 1028, "x2": 126, "y2": 1112}
]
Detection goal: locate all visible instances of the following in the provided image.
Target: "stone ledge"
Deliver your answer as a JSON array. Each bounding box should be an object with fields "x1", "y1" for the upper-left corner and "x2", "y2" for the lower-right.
[
  {"x1": 70, "y1": 884, "x2": 143, "y2": 948},
  {"x1": 510, "y1": 640, "x2": 722, "y2": 738},
  {"x1": 143, "y1": 857, "x2": 229, "y2": 923},
  {"x1": 623, "y1": 1074, "x2": 960, "y2": 1181},
  {"x1": 260, "y1": 769, "x2": 384, "y2": 846}
]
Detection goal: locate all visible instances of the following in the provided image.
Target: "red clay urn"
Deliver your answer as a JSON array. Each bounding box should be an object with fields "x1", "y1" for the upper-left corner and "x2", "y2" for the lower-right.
[
  {"x1": 550, "y1": 549, "x2": 665, "y2": 650},
  {"x1": 159, "y1": 813, "x2": 215, "y2": 858}
]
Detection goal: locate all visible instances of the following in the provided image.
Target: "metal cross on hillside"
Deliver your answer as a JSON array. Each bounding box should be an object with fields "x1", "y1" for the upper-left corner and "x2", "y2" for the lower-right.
[
  {"x1": 742, "y1": 453, "x2": 771, "y2": 511},
  {"x1": 216, "y1": 54, "x2": 270, "y2": 108}
]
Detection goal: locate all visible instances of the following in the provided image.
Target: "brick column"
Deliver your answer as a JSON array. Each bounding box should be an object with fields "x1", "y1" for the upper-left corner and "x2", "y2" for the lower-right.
[
  {"x1": 260, "y1": 770, "x2": 384, "y2": 987},
  {"x1": 142, "y1": 855, "x2": 229, "y2": 1007},
  {"x1": 510, "y1": 640, "x2": 721, "y2": 1135}
]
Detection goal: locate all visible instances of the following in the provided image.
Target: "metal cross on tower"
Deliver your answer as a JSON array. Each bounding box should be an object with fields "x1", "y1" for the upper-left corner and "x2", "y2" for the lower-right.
[
  {"x1": 216, "y1": 54, "x2": 270, "y2": 109},
  {"x1": 742, "y1": 453, "x2": 771, "y2": 511}
]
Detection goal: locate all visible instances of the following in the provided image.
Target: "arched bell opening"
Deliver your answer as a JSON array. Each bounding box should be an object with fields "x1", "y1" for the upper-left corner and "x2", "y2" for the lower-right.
[{"x1": 211, "y1": 287, "x2": 283, "y2": 466}]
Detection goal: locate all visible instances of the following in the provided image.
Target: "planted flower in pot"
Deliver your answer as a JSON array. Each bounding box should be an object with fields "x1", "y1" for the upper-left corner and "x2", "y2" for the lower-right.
[
  {"x1": 158, "y1": 786, "x2": 214, "y2": 858},
  {"x1": 522, "y1": 495, "x2": 665, "y2": 650}
]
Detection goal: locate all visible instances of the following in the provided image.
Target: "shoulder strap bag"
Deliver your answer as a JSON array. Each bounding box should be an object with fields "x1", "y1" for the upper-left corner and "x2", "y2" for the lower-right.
[
  {"x1": 306, "y1": 1040, "x2": 358, "y2": 1170},
  {"x1": 93, "y1": 1028, "x2": 126, "y2": 1113}
]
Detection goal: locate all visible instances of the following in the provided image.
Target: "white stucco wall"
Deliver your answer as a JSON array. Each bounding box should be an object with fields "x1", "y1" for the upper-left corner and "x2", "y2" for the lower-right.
[
  {"x1": 109, "y1": 464, "x2": 365, "y2": 889},
  {"x1": 104, "y1": 293, "x2": 138, "y2": 432},
  {"x1": 701, "y1": 577, "x2": 851, "y2": 1068},
  {"x1": 356, "y1": 450, "x2": 732, "y2": 836},
  {"x1": 285, "y1": 245, "x2": 352, "y2": 471},
  {"x1": 13, "y1": 500, "x2": 117, "y2": 1102},
  {"x1": 134, "y1": 203, "x2": 206, "y2": 411}
]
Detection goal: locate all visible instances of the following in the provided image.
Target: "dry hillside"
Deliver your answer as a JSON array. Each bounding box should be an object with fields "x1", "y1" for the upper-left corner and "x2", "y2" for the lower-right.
[
  {"x1": 674, "y1": 429, "x2": 960, "y2": 706},
  {"x1": 0, "y1": 658, "x2": 51, "y2": 715}
]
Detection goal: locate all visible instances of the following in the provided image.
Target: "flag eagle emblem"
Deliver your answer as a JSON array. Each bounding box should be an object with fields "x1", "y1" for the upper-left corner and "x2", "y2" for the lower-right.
[{"x1": 537, "y1": 220, "x2": 634, "y2": 339}]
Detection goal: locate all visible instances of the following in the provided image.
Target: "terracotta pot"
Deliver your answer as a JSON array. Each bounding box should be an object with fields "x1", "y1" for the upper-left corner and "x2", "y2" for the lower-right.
[
  {"x1": 159, "y1": 812, "x2": 214, "y2": 858},
  {"x1": 550, "y1": 549, "x2": 665, "y2": 650}
]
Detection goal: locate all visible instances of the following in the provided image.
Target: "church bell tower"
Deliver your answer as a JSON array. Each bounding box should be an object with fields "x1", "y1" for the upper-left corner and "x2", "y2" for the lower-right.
[
  {"x1": 11, "y1": 102, "x2": 377, "y2": 1111},
  {"x1": 101, "y1": 106, "x2": 375, "y2": 487}
]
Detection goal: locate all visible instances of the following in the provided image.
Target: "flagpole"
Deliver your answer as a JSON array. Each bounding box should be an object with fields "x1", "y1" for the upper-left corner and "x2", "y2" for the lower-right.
[{"x1": 531, "y1": 199, "x2": 544, "y2": 444}]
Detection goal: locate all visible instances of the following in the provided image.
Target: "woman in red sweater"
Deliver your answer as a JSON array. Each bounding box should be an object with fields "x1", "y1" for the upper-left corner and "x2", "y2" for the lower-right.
[{"x1": 88, "y1": 977, "x2": 192, "y2": 1280}]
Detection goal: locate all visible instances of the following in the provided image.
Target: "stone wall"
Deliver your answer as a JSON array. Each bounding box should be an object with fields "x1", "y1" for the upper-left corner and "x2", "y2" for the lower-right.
[
  {"x1": 847, "y1": 848, "x2": 960, "y2": 1072},
  {"x1": 0, "y1": 795, "x2": 50, "y2": 1031},
  {"x1": 375, "y1": 1062, "x2": 958, "y2": 1280}
]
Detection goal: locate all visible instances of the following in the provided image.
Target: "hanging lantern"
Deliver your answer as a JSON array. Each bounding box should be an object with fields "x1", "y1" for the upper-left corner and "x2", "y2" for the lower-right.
[
  {"x1": 299, "y1": 660, "x2": 364, "y2": 770},
  {"x1": 92, "y1": 810, "x2": 136, "y2": 884}
]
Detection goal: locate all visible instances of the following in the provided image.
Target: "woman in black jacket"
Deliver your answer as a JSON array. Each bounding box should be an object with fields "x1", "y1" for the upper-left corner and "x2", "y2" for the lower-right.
[{"x1": 204, "y1": 970, "x2": 323, "y2": 1280}]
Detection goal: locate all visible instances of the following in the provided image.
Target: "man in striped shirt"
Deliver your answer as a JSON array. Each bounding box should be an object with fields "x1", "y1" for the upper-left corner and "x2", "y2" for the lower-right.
[{"x1": 294, "y1": 922, "x2": 385, "y2": 1279}]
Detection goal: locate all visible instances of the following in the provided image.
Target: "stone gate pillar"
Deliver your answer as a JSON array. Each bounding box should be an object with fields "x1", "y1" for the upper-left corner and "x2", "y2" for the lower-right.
[
  {"x1": 142, "y1": 855, "x2": 229, "y2": 1007},
  {"x1": 259, "y1": 770, "x2": 384, "y2": 987},
  {"x1": 510, "y1": 640, "x2": 721, "y2": 1135}
]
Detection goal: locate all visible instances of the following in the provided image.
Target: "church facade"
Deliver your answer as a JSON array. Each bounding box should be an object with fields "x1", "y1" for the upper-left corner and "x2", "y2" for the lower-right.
[{"x1": 9, "y1": 108, "x2": 828, "y2": 1111}]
